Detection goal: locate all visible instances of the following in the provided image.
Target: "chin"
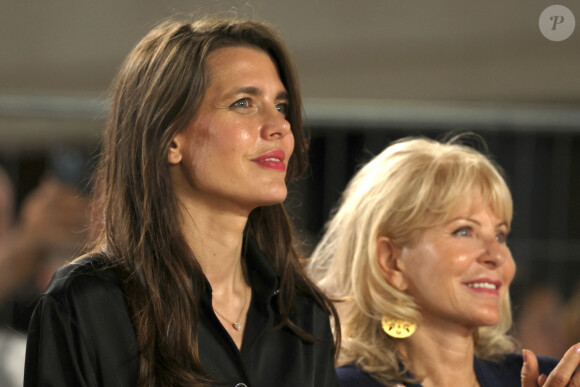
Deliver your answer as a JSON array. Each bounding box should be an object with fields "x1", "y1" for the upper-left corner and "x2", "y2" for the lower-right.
[
  {"x1": 259, "y1": 187, "x2": 288, "y2": 205},
  {"x1": 475, "y1": 311, "x2": 501, "y2": 327},
  {"x1": 259, "y1": 195, "x2": 287, "y2": 207},
  {"x1": 248, "y1": 195, "x2": 287, "y2": 210},
  {"x1": 478, "y1": 319, "x2": 500, "y2": 327}
]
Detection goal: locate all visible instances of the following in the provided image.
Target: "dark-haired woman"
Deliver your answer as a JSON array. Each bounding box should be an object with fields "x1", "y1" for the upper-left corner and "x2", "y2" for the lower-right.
[{"x1": 25, "y1": 18, "x2": 338, "y2": 387}]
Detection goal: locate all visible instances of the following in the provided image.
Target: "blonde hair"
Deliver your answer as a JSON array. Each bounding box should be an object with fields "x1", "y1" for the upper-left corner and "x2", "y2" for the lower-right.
[{"x1": 308, "y1": 135, "x2": 517, "y2": 385}]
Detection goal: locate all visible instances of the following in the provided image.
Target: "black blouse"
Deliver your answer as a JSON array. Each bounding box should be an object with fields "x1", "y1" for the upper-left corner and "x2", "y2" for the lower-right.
[{"x1": 24, "y1": 239, "x2": 339, "y2": 387}]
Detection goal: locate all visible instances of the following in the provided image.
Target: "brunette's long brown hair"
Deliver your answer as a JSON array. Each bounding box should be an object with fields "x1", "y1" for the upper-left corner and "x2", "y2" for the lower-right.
[{"x1": 89, "y1": 17, "x2": 338, "y2": 386}]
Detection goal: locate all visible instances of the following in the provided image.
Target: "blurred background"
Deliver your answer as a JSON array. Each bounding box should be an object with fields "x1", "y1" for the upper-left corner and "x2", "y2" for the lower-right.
[{"x1": 0, "y1": 0, "x2": 579, "y2": 383}]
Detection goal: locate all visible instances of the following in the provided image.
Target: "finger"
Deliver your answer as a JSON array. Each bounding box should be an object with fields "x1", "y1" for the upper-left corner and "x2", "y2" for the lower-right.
[
  {"x1": 538, "y1": 373, "x2": 547, "y2": 386},
  {"x1": 565, "y1": 349, "x2": 580, "y2": 387},
  {"x1": 521, "y1": 349, "x2": 540, "y2": 387},
  {"x1": 569, "y1": 369, "x2": 580, "y2": 387},
  {"x1": 544, "y1": 343, "x2": 580, "y2": 387}
]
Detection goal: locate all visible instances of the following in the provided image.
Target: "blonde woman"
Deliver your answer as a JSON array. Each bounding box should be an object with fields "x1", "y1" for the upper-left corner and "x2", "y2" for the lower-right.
[{"x1": 308, "y1": 136, "x2": 580, "y2": 387}]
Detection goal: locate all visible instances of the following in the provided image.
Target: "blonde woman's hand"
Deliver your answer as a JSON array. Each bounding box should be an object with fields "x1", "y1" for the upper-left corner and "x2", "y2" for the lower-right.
[{"x1": 521, "y1": 344, "x2": 580, "y2": 387}]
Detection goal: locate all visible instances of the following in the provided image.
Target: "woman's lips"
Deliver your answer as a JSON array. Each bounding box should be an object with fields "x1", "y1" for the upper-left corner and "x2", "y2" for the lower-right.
[
  {"x1": 463, "y1": 279, "x2": 502, "y2": 295},
  {"x1": 252, "y1": 150, "x2": 286, "y2": 172}
]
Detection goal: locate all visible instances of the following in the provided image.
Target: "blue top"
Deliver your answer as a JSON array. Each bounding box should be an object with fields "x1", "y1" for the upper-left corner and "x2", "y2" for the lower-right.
[{"x1": 337, "y1": 354, "x2": 559, "y2": 387}]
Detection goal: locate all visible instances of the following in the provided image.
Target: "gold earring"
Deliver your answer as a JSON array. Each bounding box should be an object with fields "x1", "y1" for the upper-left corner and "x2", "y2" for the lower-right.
[{"x1": 381, "y1": 316, "x2": 416, "y2": 339}]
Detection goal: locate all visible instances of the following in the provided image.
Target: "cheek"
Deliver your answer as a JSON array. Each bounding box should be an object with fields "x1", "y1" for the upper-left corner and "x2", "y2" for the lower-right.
[
  {"x1": 421, "y1": 243, "x2": 471, "y2": 277},
  {"x1": 503, "y1": 255, "x2": 516, "y2": 285},
  {"x1": 449, "y1": 253, "x2": 475, "y2": 275},
  {"x1": 233, "y1": 129, "x2": 252, "y2": 153},
  {"x1": 186, "y1": 133, "x2": 208, "y2": 167},
  {"x1": 402, "y1": 244, "x2": 443, "y2": 288},
  {"x1": 287, "y1": 132, "x2": 295, "y2": 155},
  {"x1": 221, "y1": 119, "x2": 257, "y2": 152},
  {"x1": 180, "y1": 118, "x2": 212, "y2": 172},
  {"x1": 238, "y1": 130, "x2": 251, "y2": 143}
]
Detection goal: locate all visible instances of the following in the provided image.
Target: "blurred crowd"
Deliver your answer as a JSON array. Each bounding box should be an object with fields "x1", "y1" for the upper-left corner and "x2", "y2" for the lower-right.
[
  {"x1": 0, "y1": 165, "x2": 91, "y2": 386},
  {"x1": 513, "y1": 281, "x2": 580, "y2": 359}
]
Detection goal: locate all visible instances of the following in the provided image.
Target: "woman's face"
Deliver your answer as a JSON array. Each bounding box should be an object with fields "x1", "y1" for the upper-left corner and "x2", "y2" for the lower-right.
[
  {"x1": 169, "y1": 46, "x2": 294, "y2": 213},
  {"x1": 397, "y1": 197, "x2": 515, "y2": 330}
]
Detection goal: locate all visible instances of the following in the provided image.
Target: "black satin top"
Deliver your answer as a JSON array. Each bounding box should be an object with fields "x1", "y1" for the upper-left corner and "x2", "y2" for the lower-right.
[{"x1": 24, "y1": 239, "x2": 338, "y2": 386}]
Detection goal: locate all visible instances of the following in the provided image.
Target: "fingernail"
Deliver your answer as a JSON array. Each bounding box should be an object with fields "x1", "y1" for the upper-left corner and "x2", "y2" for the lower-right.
[
  {"x1": 522, "y1": 349, "x2": 528, "y2": 363},
  {"x1": 575, "y1": 343, "x2": 580, "y2": 353}
]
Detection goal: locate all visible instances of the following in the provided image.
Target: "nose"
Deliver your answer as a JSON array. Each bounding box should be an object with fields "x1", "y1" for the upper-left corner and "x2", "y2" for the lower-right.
[
  {"x1": 261, "y1": 105, "x2": 291, "y2": 140},
  {"x1": 480, "y1": 237, "x2": 510, "y2": 269}
]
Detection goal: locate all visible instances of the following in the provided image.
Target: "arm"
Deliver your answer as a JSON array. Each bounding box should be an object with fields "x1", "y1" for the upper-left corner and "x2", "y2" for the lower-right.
[
  {"x1": 24, "y1": 262, "x2": 139, "y2": 387},
  {"x1": 24, "y1": 294, "x2": 98, "y2": 386}
]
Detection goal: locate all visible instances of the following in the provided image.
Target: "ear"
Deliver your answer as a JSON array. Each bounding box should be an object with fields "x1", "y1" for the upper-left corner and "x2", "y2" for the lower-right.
[
  {"x1": 376, "y1": 236, "x2": 408, "y2": 291},
  {"x1": 167, "y1": 133, "x2": 183, "y2": 165}
]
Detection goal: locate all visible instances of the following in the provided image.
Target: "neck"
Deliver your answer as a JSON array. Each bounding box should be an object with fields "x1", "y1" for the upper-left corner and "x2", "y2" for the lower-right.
[
  {"x1": 177, "y1": 197, "x2": 250, "y2": 293},
  {"x1": 172, "y1": 188, "x2": 254, "y2": 349},
  {"x1": 397, "y1": 319, "x2": 478, "y2": 387}
]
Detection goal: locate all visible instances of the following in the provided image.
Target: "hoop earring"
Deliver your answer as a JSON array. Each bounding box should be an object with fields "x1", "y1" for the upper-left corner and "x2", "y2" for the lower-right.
[{"x1": 381, "y1": 316, "x2": 416, "y2": 339}]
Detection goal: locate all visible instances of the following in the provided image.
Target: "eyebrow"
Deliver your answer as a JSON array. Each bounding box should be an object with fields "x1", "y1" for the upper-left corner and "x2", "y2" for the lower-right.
[
  {"x1": 225, "y1": 86, "x2": 289, "y2": 101},
  {"x1": 450, "y1": 217, "x2": 509, "y2": 229}
]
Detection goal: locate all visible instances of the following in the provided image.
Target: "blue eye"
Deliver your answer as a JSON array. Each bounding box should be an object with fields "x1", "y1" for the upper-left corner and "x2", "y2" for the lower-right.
[
  {"x1": 276, "y1": 103, "x2": 288, "y2": 115},
  {"x1": 496, "y1": 232, "x2": 508, "y2": 243},
  {"x1": 453, "y1": 227, "x2": 471, "y2": 237},
  {"x1": 231, "y1": 98, "x2": 250, "y2": 108}
]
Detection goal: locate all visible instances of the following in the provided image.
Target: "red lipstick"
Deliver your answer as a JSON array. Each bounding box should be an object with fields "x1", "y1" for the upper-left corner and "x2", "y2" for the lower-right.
[
  {"x1": 463, "y1": 278, "x2": 502, "y2": 295},
  {"x1": 252, "y1": 149, "x2": 286, "y2": 172}
]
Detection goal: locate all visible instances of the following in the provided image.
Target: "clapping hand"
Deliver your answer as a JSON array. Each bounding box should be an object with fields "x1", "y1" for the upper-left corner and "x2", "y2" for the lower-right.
[{"x1": 521, "y1": 344, "x2": 580, "y2": 386}]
